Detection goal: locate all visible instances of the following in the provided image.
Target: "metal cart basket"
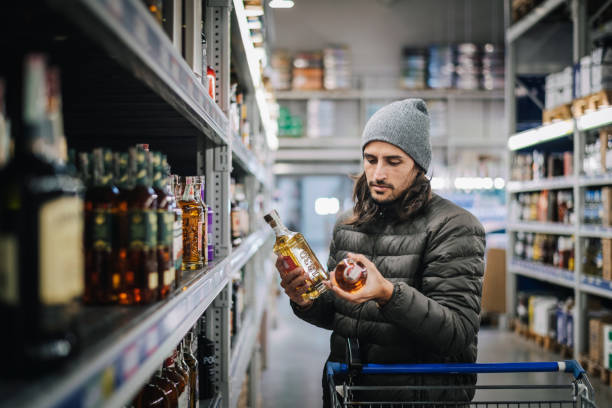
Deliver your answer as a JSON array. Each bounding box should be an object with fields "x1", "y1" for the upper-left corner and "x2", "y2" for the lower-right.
[{"x1": 326, "y1": 360, "x2": 597, "y2": 407}]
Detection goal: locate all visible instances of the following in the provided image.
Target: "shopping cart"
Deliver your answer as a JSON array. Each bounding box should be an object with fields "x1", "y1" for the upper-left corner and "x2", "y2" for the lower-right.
[{"x1": 326, "y1": 341, "x2": 597, "y2": 407}]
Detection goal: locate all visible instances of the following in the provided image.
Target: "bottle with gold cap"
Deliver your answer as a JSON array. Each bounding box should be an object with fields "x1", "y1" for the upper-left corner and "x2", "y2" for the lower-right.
[{"x1": 263, "y1": 210, "x2": 329, "y2": 301}]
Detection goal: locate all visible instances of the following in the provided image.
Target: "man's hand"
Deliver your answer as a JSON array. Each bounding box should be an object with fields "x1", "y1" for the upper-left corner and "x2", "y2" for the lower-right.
[
  {"x1": 325, "y1": 253, "x2": 394, "y2": 305},
  {"x1": 275, "y1": 255, "x2": 313, "y2": 308}
]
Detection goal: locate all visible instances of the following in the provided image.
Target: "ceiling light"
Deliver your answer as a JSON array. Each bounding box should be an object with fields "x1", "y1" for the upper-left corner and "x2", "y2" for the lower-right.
[{"x1": 269, "y1": 0, "x2": 294, "y2": 9}]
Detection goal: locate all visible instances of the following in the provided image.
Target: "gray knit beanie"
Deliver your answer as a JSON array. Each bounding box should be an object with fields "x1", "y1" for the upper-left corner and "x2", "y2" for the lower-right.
[{"x1": 361, "y1": 98, "x2": 431, "y2": 172}]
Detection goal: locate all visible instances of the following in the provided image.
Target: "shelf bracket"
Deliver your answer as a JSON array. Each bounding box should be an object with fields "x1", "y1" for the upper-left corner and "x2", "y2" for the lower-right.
[{"x1": 206, "y1": 0, "x2": 232, "y2": 114}]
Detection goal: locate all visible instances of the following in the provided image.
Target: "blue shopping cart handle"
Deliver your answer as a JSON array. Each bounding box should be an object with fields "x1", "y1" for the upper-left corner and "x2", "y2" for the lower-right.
[{"x1": 327, "y1": 360, "x2": 586, "y2": 380}]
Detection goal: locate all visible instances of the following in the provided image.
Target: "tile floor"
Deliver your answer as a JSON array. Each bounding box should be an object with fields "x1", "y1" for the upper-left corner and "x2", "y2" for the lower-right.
[{"x1": 261, "y1": 294, "x2": 612, "y2": 407}]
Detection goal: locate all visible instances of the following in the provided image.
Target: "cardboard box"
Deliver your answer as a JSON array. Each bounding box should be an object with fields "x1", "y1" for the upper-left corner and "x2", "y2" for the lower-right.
[
  {"x1": 533, "y1": 297, "x2": 558, "y2": 337},
  {"x1": 604, "y1": 238, "x2": 612, "y2": 280},
  {"x1": 589, "y1": 313, "x2": 612, "y2": 364},
  {"x1": 603, "y1": 324, "x2": 612, "y2": 369},
  {"x1": 481, "y1": 248, "x2": 506, "y2": 313}
]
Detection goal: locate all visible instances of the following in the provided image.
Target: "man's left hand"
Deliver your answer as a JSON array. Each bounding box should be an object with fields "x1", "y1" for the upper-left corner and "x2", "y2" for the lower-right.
[{"x1": 325, "y1": 253, "x2": 394, "y2": 305}]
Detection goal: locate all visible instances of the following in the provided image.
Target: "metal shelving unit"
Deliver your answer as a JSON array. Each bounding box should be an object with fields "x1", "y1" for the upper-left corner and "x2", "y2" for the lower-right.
[
  {"x1": 0, "y1": 1, "x2": 277, "y2": 407},
  {"x1": 505, "y1": 0, "x2": 612, "y2": 360},
  {"x1": 507, "y1": 221, "x2": 575, "y2": 235}
]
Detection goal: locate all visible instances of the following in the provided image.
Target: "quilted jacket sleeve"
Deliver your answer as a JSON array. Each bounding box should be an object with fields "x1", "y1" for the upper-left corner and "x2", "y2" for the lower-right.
[
  {"x1": 289, "y1": 219, "x2": 341, "y2": 330},
  {"x1": 379, "y1": 211, "x2": 485, "y2": 356}
]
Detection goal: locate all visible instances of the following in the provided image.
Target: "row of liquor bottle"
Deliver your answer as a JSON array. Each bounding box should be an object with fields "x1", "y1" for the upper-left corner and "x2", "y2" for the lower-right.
[
  {"x1": 583, "y1": 237, "x2": 612, "y2": 281},
  {"x1": 128, "y1": 319, "x2": 217, "y2": 408},
  {"x1": 75, "y1": 144, "x2": 215, "y2": 305},
  {"x1": 584, "y1": 130, "x2": 612, "y2": 176},
  {"x1": 584, "y1": 187, "x2": 612, "y2": 225},
  {"x1": 513, "y1": 232, "x2": 575, "y2": 271},
  {"x1": 510, "y1": 190, "x2": 574, "y2": 224},
  {"x1": 510, "y1": 150, "x2": 573, "y2": 182}
]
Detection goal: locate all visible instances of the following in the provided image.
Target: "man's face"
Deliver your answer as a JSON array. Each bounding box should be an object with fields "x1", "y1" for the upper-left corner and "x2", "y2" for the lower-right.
[{"x1": 363, "y1": 141, "x2": 417, "y2": 204}]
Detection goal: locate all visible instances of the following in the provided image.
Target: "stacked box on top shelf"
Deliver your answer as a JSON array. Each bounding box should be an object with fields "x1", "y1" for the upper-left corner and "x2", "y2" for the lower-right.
[
  {"x1": 323, "y1": 46, "x2": 351, "y2": 90},
  {"x1": 591, "y1": 46, "x2": 612, "y2": 94},
  {"x1": 292, "y1": 52, "x2": 323, "y2": 90},
  {"x1": 270, "y1": 50, "x2": 292, "y2": 91},
  {"x1": 544, "y1": 67, "x2": 573, "y2": 123}
]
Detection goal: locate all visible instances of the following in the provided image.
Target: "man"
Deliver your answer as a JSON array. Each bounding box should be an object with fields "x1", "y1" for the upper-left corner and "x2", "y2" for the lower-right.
[{"x1": 275, "y1": 98, "x2": 485, "y2": 404}]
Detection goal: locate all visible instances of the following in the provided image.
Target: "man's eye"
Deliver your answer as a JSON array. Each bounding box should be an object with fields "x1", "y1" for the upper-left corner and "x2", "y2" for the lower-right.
[
  {"x1": 367, "y1": 159, "x2": 376, "y2": 164},
  {"x1": 389, "y1": 161, "x2": 400, "y2": 166}
]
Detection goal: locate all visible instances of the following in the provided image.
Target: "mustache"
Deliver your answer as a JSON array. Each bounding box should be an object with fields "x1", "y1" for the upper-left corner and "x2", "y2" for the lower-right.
[{"x1": 369, "y1": 181, "x2": 394, "y2": 189}]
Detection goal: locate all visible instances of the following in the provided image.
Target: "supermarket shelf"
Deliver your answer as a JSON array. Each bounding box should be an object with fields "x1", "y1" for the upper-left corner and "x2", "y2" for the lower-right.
[
  {"x1": 576, "y1": 106, "x2": 612, "y2": 131},
  {"x1": 278, "y1": 136, "x2": 362, "y2": 149},
  {"x1": 1, "y1": 229, "x2": 272, "y2": 408},
  {"x1": 507, "y1": 120, "x2": 574, "y2": 151},
  {"x1": 506, "y1": 0, "x2": 567, "y2": 43},
  {"x1": 231, "y1": 132, "x2": 272, "y2": 189},
  {"x1": 579, "y1": 172, "x2": 612, "y2": 187},
  {"x1": 509, "y1": 259, "x2": 575, "y2": 289},
  {"x1": 579, "y1": 225, "x2": 612, "y2": 239},
  {"x1": 506, "y1": 176, "x2": 576, "y2": 192},
  {"x1": 580, "y1": 275, "x2": 612, "y2": 300},
  {"x1": 507, "y1": 221, "x2": 575, "y2": 235},
  {"x1": 273, "y1": 162, "x2": 362, "y2": 176},
  {"x1": 51, "y1": 0, "x2": 229, "y2": 146},
  {"x1": 232, "y1": 0, "x2": 278, "y2": 150},
  {"x1": 229, "y1": 265, "x2": 274, "y2": 408},
  {"x1": 274, "y1": 89, "x2": 504, "y2": 101}
]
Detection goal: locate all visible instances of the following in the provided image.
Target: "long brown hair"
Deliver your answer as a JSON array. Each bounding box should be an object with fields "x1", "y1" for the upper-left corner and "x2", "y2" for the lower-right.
[{"x1": 344, "y1": 168, "x2": 432, "y2": 227}]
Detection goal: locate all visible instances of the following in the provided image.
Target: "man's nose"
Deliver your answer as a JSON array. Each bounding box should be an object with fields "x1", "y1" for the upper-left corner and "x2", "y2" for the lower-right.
[{"x1": 373, "y1": 162, "x2": 386, "y2": 181}]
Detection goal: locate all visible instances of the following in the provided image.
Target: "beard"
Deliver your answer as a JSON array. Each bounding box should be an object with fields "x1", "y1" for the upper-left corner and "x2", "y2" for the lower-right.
[{"x1": 368, "y1": 181, "x2": 402, "y2": 205}]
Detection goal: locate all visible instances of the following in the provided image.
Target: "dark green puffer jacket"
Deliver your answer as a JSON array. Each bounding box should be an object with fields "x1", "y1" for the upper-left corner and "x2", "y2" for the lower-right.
[{"x1": 292, "y1": 193, "x2": 485, "y2": 403}]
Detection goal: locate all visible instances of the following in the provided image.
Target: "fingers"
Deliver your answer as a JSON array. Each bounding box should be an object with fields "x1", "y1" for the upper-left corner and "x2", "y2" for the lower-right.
[{"x1": 346, "y1": 253, "x2": 372, "y2": 268}]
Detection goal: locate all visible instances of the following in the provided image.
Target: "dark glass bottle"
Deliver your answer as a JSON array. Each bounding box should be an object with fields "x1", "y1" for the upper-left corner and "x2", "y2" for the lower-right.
[
  {"x1": 84, "y1": 148, "x2": 120, "y2": 304},
  {"x1": 172, "y1": 175, "x2": 184, "y2": 284},
  {"x1": 151, "y1": 366, "x2": 179, "y2": 408},
  {"x1": 0, "y1": 54, "x2": 83, "y2": 372},
  {"x1": 197, "y1": 330, "x2": 216, "y2": 399},
  {"x1": 152, "y1": 152, "x2": 174, "y2": 299},
  {"x1": 115, "y1": 152, "x2": 134, "y2": 305},
  {"x1": 183, "y1": 332, "x2": 199, "y2": 408},
  {"x1": 163, "y1": 352, "x2": 188, "y2": 408},
  {"x1": 134, "y1": 382, "x2": 170, "y2": 408},
  {"x1": 175, "y1": 343, "x2": 192, "y2": 408},
  {"x1": 127, "y1": 147, "x2": 159, "y2": 304}
]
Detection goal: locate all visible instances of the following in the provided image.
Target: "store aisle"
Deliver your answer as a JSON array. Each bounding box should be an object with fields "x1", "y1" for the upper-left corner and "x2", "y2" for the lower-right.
[{"x1": 262, "y1": 294, "x2": 612, "y2": 407}]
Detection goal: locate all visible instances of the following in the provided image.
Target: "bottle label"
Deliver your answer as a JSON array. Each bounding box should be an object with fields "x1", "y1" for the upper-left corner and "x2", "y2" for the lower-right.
[
  {"x1": 173, "y1": 218, "x2": 183, "y2": 271},
  {"x1": 163, "y1": 268, "x2": 174, "y2": 286},
  {"x1": 158, "y1": 211, "x2": 174, "y2": 248},
  {"x1": 197, "y1": 221, "x2": 203, "y2": 252},
  {"x1": 0, "y1": 234, "x2": 19, "y2": 305},
  {"x1": 129, "y1": 210, "x2": 157, "y2": 249},
  {"x1": 178, "y1": 390, "x2": 189, "y2": 408},
  {"x1": 148, "y1": 271, "x2": 158, "y2": 290},
  {"x1": 39, "y1": 196, "x2": 84, "y2": 305},
  {"x1": 92, "y1": 209, "x2": 112, "y2": 251}
]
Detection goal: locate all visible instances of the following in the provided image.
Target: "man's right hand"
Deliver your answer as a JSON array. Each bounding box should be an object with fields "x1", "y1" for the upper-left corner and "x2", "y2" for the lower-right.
[{"x1": 275, "y1": 255, "x2": 313, "y2": 308}]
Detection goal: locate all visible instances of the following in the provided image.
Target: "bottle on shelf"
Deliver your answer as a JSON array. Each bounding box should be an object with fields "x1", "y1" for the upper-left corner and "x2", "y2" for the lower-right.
[
  {"x1": 194, "y1": 176, "x2": 208, "y2": 265},
  {"x1": 179, "y1": 176, "x2": 204, "y2": 270},
  {"x1": 264, "y1": 210, "x2": 329, "y2": 301},
  {"x1": 207, "y1": 206, "x2": 214, "y2": 262},
  {"x1": 183, "y1": 331, "x2": 199, "y2": 408},
  {"x1": 163, "y1": 351, "x2": 188, "y2": 408},
  {"x1": 132, "y1": 380, "x2": 169, "y2": 408},
  {"x1": 152, "y1": 152, "x2": 175, "y2": 299},
  {"x1": 151, "y1": 365, "x2": 179, "y2": 408},
  {"x1": 0, "y1": 54, "x2": 84, "y2": 371},
  {"x1": 115, "y1": 152, "x2": 134, "y2": 305},
  {"x1": 171, "y1": 174, "x2": 184, "y2": 284},
  {"x1": 197, "y1": 324, "x2": 216, "y2": 400},
  {"x1": 0, "y1": 78, "x2": 11, "y2": 168},
  {"x1": 84, "y1": 148, "x2": 121, "y2": 304},
  {"x1": 207, "y1": 66, "x2": 216, "y2": 102},
  {"x1": 127, "y1": 147, "x2": 159, "y2": 304},
  {"x1": 175, "y1": 342, "x2": 192, "y2": 408}
]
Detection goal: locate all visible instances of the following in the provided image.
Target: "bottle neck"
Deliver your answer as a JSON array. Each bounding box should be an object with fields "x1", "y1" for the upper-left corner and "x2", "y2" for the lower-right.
[{"x1": 182, "y1": 179, "x2": 196, "y2": 201}]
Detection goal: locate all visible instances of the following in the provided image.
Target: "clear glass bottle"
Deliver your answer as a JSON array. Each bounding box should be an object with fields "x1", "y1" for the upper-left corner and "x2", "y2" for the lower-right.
[
  {"x1": 194, "y1": 176, "x2": 208, "y2": 265},
  {"x1": 175, "y1": 343, "x2": 191, "y2": 408},
  {"x1": 334, "y1": 258, "x2": 368, "y2": 293},
  {"x1": 264, "y1": 210, "x2": 329, "y2": 301},
  {"x1": 171, "y1": 175, "x2": 184, "y2": 284},
  {"x1": 179, "y1": 176, "x2": 204, "y2": 270},
  {"x1": 183, "y1": 332, "x2": 199, "y2": 408},
  {"x1": 163, "y1": 351, "x2": 188, "y2": 408}
]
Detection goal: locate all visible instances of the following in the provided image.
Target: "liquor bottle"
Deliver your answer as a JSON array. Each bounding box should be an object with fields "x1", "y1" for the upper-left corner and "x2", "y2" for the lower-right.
[
  {"x1": 0, "y1": 54, "x2": 83, "y2": 371},
  {"x1": 263, "y1": 210, "x2": 329, "y2": 301},
  {"x1": 163, "y1": 351, "x2": 188, "y2": 408},
  {"x1": 84, "y1": 148, "x2": 120, "y2": 304},
  {"x1": 171, "y1": 175, "x2": 184, "y2": 284},
  {"x1": 115, "y1": 152, "x2": 134, "y2": 305},
  {"x1": 134, "y1": 382, "x2": 170, "y2": 408},
  {"x1": 0, "y1": 78, "x2": 11, "y2": 169},
  {"x1": 151, "y1": 366, "x2": 179, "y2": 408},
  {"x1": 183, "y1": 332, "x2": 199, "y2": 408},
  {"x1": 180, "y1": 176, "x2": 204, "y2": 270},
  {"x1": 144, "y1": 0, "x2": 163, "y2": 25},
  {"x1": 194, "y1": 176, "x2": 208, "y2": 265},
  {"x1": 152, "y1": 153, "x2": 174, "y2": 299},
  {"x1": 207, "y1": 206, "x2": 214, "y2": 263},
  {"x1": 197, "y1": 330, "x2": 216, "y2": 399},
  {"x1": 127, "y1": 147, "x2": 159, "y2": 304},
  {"x1": 175, "y1": 343, "x2": 191, "y2": 408},
  {"x1": 334, "y1": 258, "x2": 368, "y2": 293}
]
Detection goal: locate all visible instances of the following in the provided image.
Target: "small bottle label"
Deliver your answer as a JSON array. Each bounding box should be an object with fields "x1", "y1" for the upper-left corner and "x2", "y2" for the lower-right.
[
  {"x1": 148, "y1": 271, "x2": 159, "y2": 290},
  {"x1": 92, "y1": 209, "x2": 112, "y2": 251},
  {"x1": 163, "y1": 268, "x2": 174, "y2": 286},
  {"x1": 173, "y1": 218, "x2": 183, "y2": 271},
  {"x1": 129, "y1": 210, "x2": 157, "y2": 249},
  {"x1": 158, "y1": 211, "x2": 174, "y2": 248}
]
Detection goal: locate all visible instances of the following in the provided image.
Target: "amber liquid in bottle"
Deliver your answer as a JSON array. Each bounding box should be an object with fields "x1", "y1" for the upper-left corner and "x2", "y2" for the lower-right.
[
  {"x1": 151, "y1": 366, "x2": 179, "y2": 408},
  {"x1": 171, "y1": 175, "x2": 184, "y2": 284},
  {"x1": 152, "y1": 153, "x2": 174, "y2": 299},
  {"x1": 127, "y1": 147, "x2": 159, "y2": 304},
  {"x1": 334, "y1": 258, "x2": 368, "y2": 293},
  {"x1": 175, "y1": 344, "x2": 191, "y2": 408},
  {"x1": 180, "y1": 177, "x2": 204, "y2": 270},
  {"x1": 163, "y1": 352, "x2": 188, "y2": 408},
  {"x1": 264, "y1": 210, "x2": 329, "y2": 301},
  {"x1": 135, "y1": 382, "x2": 170, "y2": 408},
  {"x1": 114, "y1": 152, "x2": 134, "y2": 305},
  {"x1": 194, "y1": 176, "x2": 208, "y2": 265},
  {"x1": 84, "y1": 149, "x2": 120, "y2": 304}
]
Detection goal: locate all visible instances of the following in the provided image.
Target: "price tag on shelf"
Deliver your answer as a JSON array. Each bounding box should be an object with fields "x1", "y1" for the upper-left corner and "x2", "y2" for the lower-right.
[
  {"x1": 121, "y1": 343, "x2": 140, "y2": 381},
  {"x1": 144, "y1": 326, "x2": 159, "y2": 357}
]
